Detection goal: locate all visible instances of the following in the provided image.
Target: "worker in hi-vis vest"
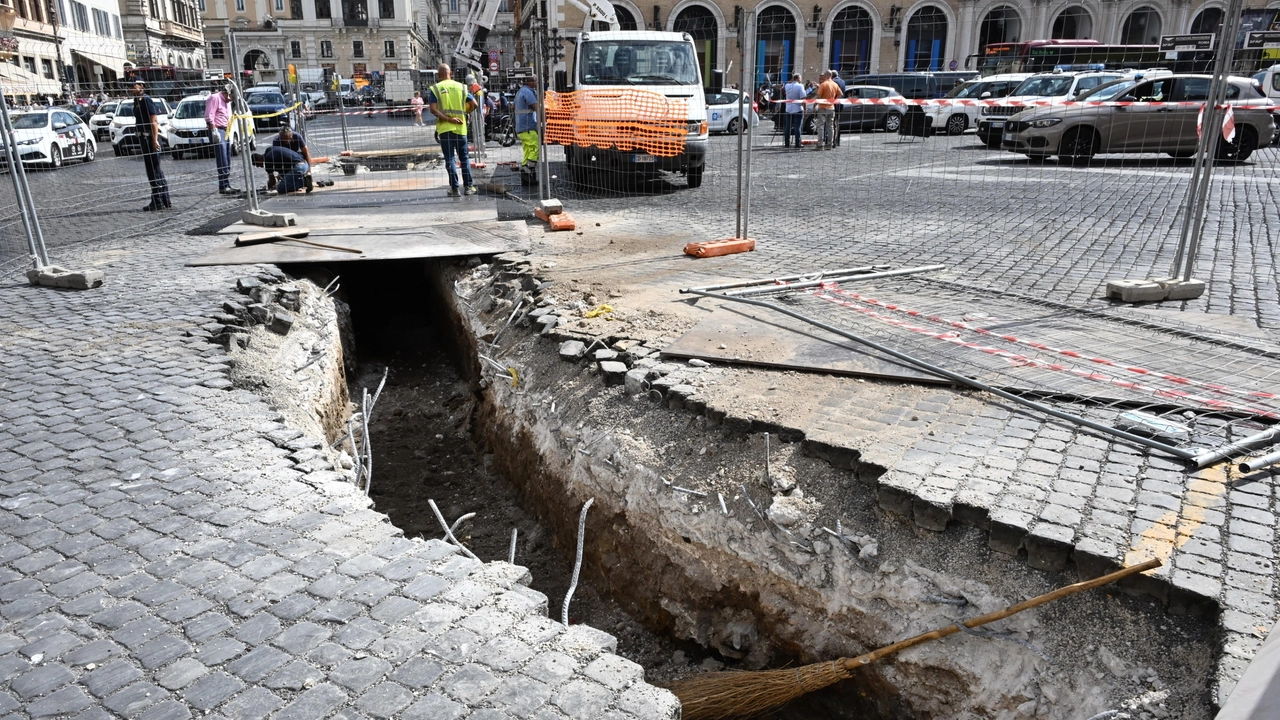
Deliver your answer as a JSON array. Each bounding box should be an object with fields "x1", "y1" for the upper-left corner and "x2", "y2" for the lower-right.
[
  {"x1": 427, "y1": 63, "x2": 479, "y2": 196},
  {"x1": 514, "y1": 74, "x2": 540, "y2": 186}
]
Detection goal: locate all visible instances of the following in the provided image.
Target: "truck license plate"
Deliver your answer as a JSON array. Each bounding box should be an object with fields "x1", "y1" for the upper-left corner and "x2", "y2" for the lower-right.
[{"x1": 632, "y1": 154, "x2": 655, "y2": 163}]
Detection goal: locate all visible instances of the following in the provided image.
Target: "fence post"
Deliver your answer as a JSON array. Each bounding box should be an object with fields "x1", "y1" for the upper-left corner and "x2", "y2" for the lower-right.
[{"x1": 0, "y1": 84, "x2": 49, "y2": 270}]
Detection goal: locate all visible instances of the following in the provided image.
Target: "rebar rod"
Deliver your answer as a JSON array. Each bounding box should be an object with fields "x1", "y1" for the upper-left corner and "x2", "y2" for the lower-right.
[
  {"x1": 336, "y1": 74, "x2": 351, "y2": 153},
  {"x1": 741, "y1": 14, "x2": 755, "y2": 242},
  {"x1": 733, "y1": 21, "x2": 746, "y2": 239},
  {"x1": 718, "y1": 265, "x2": 946, "y2": 297},
  {"x1": 508, "y1": 528, "x2": 518, "y2": 564},
  {"x1": 428, "y1": 499, "x2": 481, "y2": 560},
  {"x1": 561, "y1": 497, "x2": 594, "y2": 626},
  {"x1": 684, "y1": 266, "x2": 889, "y2": 293},
  {"x1": 684, "y1": 289, "x2": 1196, "y2": 461}
]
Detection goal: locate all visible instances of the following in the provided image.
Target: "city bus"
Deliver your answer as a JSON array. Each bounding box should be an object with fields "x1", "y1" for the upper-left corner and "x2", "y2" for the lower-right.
[
  {"x1": 977, "y1": 40, "x2": 1168, "y2": 75},
  {"x1": 123, "y1": 66, "x2": 212, "y2": 100}
]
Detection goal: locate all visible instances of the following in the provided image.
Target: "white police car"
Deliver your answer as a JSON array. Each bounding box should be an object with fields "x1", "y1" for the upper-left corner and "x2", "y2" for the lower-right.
[
  {"x1": 0, "y1": 109, "x2": 96, "y2": 169},
  {"x1": 706, "y1": 90, "x2": 760, "y2": 135}
]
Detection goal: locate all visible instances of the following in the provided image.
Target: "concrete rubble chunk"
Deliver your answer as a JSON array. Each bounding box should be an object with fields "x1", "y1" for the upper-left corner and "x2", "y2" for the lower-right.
[
  {"x1": 623, "y1": 369, "x2": 649, "y2": 396},
  {"x1": 270, "y1": 311, "x2": 294, "y2": 336},
  {"x1": 558, "y1": 340, "x2": 587, "y2": 360},
  {"x1": 236, "y1": 277, "x2": 263, "y2": 294},
  {"x1": 599, "y1": 361, "x2": 628, "y2": 385}
]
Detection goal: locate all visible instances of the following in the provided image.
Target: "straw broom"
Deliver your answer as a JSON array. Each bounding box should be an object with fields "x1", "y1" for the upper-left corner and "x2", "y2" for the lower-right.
[{"x1": 671, "y1": 559, "x2": 1161, "y2": 720}]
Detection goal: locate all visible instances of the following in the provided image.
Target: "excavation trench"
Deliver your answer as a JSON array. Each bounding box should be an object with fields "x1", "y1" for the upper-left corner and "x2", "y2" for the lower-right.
[{"x1": 317, "y1": 258, "x2": 1220, "y2": 720}]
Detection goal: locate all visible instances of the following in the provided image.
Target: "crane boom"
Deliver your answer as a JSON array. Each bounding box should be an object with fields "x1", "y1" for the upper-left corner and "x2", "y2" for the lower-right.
[
  {"x1": 564, "y1": 0, "x2": 618, "y2": 29},
  {"x1": 453, "y1": 0, "x2": 505, "y2": 71}
]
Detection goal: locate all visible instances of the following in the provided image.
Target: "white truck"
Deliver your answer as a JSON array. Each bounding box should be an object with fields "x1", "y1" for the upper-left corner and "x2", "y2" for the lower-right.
[
  {"x1": 557, "y1": 30, "x2": 710, "y2": 188},
  {"x1": 382, "y1": 70, "x2": 416, "y2": 104}
]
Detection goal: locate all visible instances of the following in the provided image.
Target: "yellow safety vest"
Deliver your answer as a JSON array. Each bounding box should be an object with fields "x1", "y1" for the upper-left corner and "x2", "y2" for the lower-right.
[{"x1": 433, "y1": 79, "x2": 468, "y2": 136}]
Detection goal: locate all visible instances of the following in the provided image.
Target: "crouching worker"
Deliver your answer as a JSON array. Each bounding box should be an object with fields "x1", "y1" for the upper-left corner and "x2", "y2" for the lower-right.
[{"x1": 251, "y1": 145, "x2": 310, "y2": 195}]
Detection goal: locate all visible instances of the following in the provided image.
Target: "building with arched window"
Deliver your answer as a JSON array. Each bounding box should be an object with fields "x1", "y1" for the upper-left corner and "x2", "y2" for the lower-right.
[{"x1": 546, "y1": 0, "x2": 1279, "y2": 80}]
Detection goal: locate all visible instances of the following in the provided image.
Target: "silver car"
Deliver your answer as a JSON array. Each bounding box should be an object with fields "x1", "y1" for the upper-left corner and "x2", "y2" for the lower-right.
[{"x1": 1001, "y1": 75, "x2": 1275, "y2": 164}]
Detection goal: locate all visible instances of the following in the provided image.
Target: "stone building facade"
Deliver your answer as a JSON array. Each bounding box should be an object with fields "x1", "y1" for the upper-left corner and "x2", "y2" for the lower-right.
[{"x1": 551, "y1": 0, "x2": 1280, "y2": 79}]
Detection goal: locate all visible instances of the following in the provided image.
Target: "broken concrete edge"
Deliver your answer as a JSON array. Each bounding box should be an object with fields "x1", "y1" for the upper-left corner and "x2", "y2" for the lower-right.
[
  {"x1": 187, "y1": 259, "x2": 683, "y2": 719},
  {"x1": 25, "y1": 265, "x2": 105, "y2": 290},
  {"x1": 1105, "y1": 277, "x2": 1207, "y2": 303},
  {"x1": 479, "y1": 253, "x2": 1244, "y2": 705},
  {"x1": 242, "y1": 209, "x2": 298, "y2": 227}
]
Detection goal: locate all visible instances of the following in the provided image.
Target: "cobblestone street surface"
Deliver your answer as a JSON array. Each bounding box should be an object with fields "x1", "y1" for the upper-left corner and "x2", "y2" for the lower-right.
[{"x1": 0, "y1": 237, "x2": 678, "y2": 719}]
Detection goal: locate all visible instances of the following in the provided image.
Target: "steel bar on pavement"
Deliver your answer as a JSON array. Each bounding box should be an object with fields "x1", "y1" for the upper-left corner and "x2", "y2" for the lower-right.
[
  {"x1": 742, "y1": 14, "x2": 754, "y2": 242},
  {"x1": 0, "y1": 85, "x2": 47, "y2": 269},
  {"x1": 1239, "y1": 448, "x2": 1280, "y2": 474},
  {"x1": 336, "y1": 74, "x2": 351, "y2": 153},
  {"x1": 1191, "y1": 425, "x2": 1280, "y2": 468},
  {"x1": 715, "y1": 264, "x2": 947, "y2": 297},
  {"x1": 684, "y1": 266, "x2": 891, "y2": 293},
  {"x1": 683, "y1": 288, "x2": 1197, "y2": 461}
]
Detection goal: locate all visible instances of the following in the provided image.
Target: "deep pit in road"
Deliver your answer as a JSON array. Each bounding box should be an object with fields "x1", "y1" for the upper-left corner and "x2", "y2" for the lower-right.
[{"x1": 316, "y1": 257, "x2": 1219, "y2": 720}]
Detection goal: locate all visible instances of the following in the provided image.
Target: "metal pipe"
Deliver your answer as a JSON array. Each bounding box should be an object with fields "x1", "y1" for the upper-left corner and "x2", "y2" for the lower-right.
[
  {"x1": 723, "y1": 264, "x2": 946, "y2": 297},
  {"x1": 684, "y1": 288, "x2": 1197, "y2": 461},
  {"x1": 0, "y1": 86, "x2": 45, "y2": 269},
  {"x1": 1182, "y1": 0, "x2": 1244, "y2": 283},
  {"x1": 683, "y1": 265, "x2": 889, "y2": 293},
  {"x1": 734, "y1": 20, "x2": 746, "y2": 239},
  {"x1": 1192, "y1": 425, "x2": 1280, "y2": 468},
  {"x1": 741, "y1": 14, "x2": 754, "y2": 242},
  {"x1": 1171, "y1": 0, "x2": 1244, "y2": 280},
  {"x1": 1239, "y1": 448, "x2": 1280, "y2": 474},
  {"x1": 336, "y1": 74, "x2": 351, "y2": 153}
]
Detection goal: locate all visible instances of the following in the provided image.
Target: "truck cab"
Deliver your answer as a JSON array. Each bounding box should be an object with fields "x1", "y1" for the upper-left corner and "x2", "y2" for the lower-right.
[{"x1": 558, "y1": 31, "x2": 709, "y2": 188}]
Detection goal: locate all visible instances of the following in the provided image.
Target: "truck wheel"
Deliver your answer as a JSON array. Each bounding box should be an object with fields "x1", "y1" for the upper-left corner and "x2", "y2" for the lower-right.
[{"x1": 686, "y1": 166, "x2": 704, "y2": 189}]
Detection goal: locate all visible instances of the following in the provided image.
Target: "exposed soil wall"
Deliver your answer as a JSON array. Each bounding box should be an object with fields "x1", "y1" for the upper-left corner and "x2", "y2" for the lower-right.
[{"x1": 443, "y1": 258, "x2": 1218, "y2": 720}]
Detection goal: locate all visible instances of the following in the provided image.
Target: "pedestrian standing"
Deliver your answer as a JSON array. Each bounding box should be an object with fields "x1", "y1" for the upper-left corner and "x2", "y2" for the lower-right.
[
  {"x1": 831, "y1": 70, "x2": 846, "y2": 94},
  {"x1": 783, "y1": 73, "x2": 805, "y2": 149},
  {"x1": 513, "y1": 74, "x2": 539, "y2": 186},
  {"x1": 132, "y1": 80, "x2": 170, "y2": 211},
  {"x1": 829, "y1": 69, "x2": 845, "y2": 147},
  {"x1": 814, "y1": 71, "x2": 840, "y2": 150},
  {"x1": 205, "y1": 84, "x2": 240, "y2": 195},
  {"x1": 427, "y1": 63, "x2": 478, "y2": 197},
  {"x1": 411, "y1": 91, "x2": 425, "y2": 126}
]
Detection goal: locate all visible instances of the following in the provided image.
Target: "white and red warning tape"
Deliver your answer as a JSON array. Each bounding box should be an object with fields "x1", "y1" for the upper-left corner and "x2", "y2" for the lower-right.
[
  {"x1": 804, "y1": 282, "x2": 1279, "y2": 420},
  {"x1": 769, "y1": 97, "x2": 1280, "y2": 111}
]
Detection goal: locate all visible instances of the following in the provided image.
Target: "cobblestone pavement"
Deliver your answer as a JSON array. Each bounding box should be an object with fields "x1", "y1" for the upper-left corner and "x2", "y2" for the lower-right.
[
  {"x1": 532, "y1": 128, "x2": 1280, "y2": 328},
  {"x1": 508, "y1": 128, "x2": 1280, "y2": 704},
  {"x1": 0, "y1": 236, "x2": 679, "y2": 719}
]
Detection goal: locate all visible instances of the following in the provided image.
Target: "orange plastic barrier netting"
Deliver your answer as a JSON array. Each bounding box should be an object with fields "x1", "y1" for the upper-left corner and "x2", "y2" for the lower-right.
[{"x1": 544, "y1": 89, "x2": 688, "y2": 158}]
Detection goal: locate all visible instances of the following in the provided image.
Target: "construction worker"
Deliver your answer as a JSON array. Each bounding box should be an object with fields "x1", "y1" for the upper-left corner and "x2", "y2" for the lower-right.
[
  {"x1": 427, "y1": 64, "x2": 478, "y2": 196},
  {"x1": 514, "y1": 74, "x2": 539, "y2": 186}
]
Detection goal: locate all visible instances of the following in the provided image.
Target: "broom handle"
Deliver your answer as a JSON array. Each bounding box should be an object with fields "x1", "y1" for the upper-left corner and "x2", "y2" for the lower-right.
[{"x1": 841, "y1": 558, "x2": 1161, "y2": 671}]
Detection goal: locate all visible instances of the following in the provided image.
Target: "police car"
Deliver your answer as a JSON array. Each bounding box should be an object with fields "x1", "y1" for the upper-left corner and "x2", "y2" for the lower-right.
[
  {"x1": 706, "y1": 90, "x2": 760, "y2": 135},
  {"x1": 0, "y1": 109, "x2": 96, "y2": 169}
]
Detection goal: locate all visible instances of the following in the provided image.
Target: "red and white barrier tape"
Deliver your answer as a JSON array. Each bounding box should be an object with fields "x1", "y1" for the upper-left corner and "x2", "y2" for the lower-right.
[
  {"x1": 807, "y1": 284, "x2": 1279, "y2": 420},
  {"x1": 769, "y1": 97, "x2": 1280, "y2": 111},
  {"x1": 304, "y1": 105, "x2": 420, "y2": 118}
]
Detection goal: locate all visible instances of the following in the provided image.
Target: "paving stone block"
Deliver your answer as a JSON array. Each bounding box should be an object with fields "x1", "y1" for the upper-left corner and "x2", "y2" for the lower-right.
[
  {"x1": 522, "y1": 651, "x2": 578, "y2": 686},
  {"x1": 27, "y1": 685, "x2": 93, "y2": 718},
  {"x1": 616, "y1": 683, "x2": 681, "y2": 720},
  {"x1": 226, "y1": 645, "x2": 289, "y2": 682},
  {"x1": 82, "y1": 660, "x2": 142, "y2": 698},
  {"x1": 330, "y1": 656, "x2": 392, "y2": 693},
  {"x1": 103, "y1": 682, "x2": 166, "y2": 716},
  {"x1": 273, "y1": 683, "x2": 348, "y2": 720},
  {"x1": 552, "y1": 679, "x2": 612, "y2": 720},
  {"x1": 401, "y1": 693, "x2": 464, "y2": 720},
  {"x1": 11, "y1": 663, "x2": 76, "y2": 699},
  {"x1": 354, "y1": 682, "x2": 413, "y2": 719},
  {"x1": 156, "y1": 657, "x2": 208, "y2": 690},
  {"x1": 583, "y1": 654, "x2": 644, "y2": 690}
]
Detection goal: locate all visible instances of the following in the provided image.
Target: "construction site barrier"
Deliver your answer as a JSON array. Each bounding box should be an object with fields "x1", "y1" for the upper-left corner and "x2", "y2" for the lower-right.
[{"x1": 544, "y1": 88, "x2": 689, "y2": 158}]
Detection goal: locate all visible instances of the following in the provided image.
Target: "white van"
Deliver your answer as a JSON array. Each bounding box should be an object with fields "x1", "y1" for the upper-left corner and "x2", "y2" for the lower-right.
[
  {"x1": 924, "y1": 72, "x2": 1031, "y2": 135},
  {"x1": 557, "y1": 30, "x2": 709, "y2": 188}
]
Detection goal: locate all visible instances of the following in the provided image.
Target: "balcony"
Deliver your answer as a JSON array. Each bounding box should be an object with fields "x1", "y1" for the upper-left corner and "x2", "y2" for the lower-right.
[
  {"x1": 158, "y1": 19, "x2": 202, "y2": 42},
  {"x1": 332, "y1": 16, "x2": 377, "y2": 27}
]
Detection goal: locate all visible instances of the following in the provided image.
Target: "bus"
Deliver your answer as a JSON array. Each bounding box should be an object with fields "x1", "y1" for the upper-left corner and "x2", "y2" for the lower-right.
[
  {"x1": 123, "y1": 66, "x2": 212, "y2": 100},
  {"x1": 977, "y1": 40, "x2": 1171, "y2": 75}
]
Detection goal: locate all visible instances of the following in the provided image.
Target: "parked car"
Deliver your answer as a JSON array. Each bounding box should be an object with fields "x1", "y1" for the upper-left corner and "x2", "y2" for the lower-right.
[
  {"x1": 0, "y1": 109, "x2": 96, "y2": 168},
  {"x1": 247, "y1": 92, "x2": 290, "y2": 129},
  {"x1": 705, "y1": 90, "x2": 759, "y2": 134},
  {"x1": 166, "y1": 93, "x2": 256, "y2": 160},
  {"x1": 923, "y1": 73, "x2": 1031, "y2": 135},
  {"x1": 977, "y1": 70, "x2": 1128, "y2": 148},
  {"x1": 1000, "y1": 75, "x2": 1275, "y2": 164},
  {"x1": 109, "y1": 98, "x2": 173, "y2": 155},
  {"x1": 88, "y1": 101, "x2": 120, "y2": 142},
  {"x1": 822, "y1": 85, "x2": 905, "y2": 133}
]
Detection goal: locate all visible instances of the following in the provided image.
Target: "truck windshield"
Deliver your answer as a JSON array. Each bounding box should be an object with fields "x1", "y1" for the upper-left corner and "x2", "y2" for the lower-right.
[{"x1": 579, "y1": 41, "x2": 701, "y2": 86}]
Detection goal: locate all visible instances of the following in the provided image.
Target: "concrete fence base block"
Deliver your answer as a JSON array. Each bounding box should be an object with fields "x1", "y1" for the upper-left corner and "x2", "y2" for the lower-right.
[
  {"x1": 26, "y1": 266, "x2": 105, "y2": 290},
  {"x1": 1162, "y1": 277, "x2": 1207, "y2": 300},
  {"x1": 1105, "y1": 276, "x2": 1207, "y2": 303},
  {"x1": 242, "y1": 209, "x2": 298, "y2": 227}
]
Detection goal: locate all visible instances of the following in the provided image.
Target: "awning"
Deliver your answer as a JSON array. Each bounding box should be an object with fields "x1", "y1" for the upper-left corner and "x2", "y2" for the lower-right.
[
  {"x1": 0, "y1": 62, "x2": 61, "y2": 96},
  {"x1": 71, "y1": 47, "x2": 125, "y2": 76}
]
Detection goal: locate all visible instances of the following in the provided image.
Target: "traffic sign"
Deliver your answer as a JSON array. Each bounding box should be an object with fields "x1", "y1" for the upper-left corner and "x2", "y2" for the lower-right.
[
  {"x1": 1245, "y1": 31, "x2": 1280, "y2": 49},
  {"x1": 949, "y1": 59, "x2": 958, "y2": 70},
  {"x1": 1159, "y1": 34, "x2": 1215, "y2": 52},
  {"x1": 489, "y1": 62, "x2": 499, "y2": 72}
]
